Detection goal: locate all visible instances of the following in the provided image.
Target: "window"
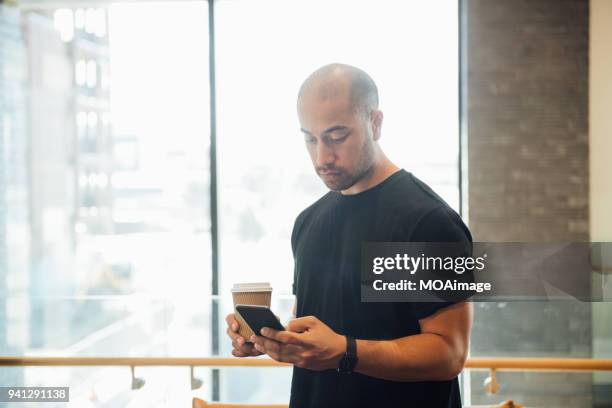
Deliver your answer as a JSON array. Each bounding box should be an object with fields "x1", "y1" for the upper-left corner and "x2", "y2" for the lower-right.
[
  {"x1": 216, "y1": 0, "x2": 459, "y2": 303},
  {"x1": 1, "y1": 0, "x2": 460, "y2": 404},
  {"x1": 215, "y1": 0, "x2": 458, "y2": 403},
  {"x1": 0, "y1": 1, "x2": 212, "y2": 401}
]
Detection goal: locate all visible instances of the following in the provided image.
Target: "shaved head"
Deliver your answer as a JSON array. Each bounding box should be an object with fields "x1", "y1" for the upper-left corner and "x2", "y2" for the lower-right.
[{"x1": 297, "y1": 63, "x2": 379, "y2": 117}]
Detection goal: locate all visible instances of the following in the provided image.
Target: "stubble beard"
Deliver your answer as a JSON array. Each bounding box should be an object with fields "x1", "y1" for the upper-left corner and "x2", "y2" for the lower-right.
[{"x1": 319, "y1": 137, "x2": 376, "y2": 192}]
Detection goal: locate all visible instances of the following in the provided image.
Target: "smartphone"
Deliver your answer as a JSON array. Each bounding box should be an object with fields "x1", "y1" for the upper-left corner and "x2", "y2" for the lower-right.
[{"x1": 235, "y1": 304, "x2": 285, "y2": 338}]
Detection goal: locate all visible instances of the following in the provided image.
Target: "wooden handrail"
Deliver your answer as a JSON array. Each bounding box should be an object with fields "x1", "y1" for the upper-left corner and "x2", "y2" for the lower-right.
[
  {"x1": 1, "y1": 356, "x2": 612, "y2": 372},
  {"x1": 0, "y1": 357, "x2": 291, "y2": 367},
  {"x1": 466, "y1": 357, "x2": 612, "y2": 371}
]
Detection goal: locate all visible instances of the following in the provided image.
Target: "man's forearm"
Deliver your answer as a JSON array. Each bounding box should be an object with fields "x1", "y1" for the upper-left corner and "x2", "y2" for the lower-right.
[{"x1": 354, "y1": 333, "x2": 464, "y2": 382}]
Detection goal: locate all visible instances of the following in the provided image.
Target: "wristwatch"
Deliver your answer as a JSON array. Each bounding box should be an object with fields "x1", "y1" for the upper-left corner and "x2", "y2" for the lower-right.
[{"x1": 337, "y1": 335, "x2": 358, "y2": 374}]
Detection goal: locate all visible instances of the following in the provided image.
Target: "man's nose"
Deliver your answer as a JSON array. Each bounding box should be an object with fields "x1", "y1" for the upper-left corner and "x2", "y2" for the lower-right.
[{"x1": 315, "y1": 142, "x2": 335, "y2": 167}]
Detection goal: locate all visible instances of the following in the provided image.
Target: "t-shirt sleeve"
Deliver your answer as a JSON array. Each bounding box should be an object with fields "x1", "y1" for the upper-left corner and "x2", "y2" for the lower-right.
[
  {"x1": 291, "y1": 212, "x2": 303, "y2": 296},
  {"x1": 404, "y1": 205, "x2": 474, "y2": 321}
]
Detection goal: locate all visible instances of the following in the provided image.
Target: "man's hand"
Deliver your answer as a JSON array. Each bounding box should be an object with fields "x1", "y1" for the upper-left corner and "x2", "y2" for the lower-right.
[
  {"x1": 250, "y1": 315, "x2": 345, "y2": 371},
  {"x1": 225, "y1": 313, "x2": 264, "y2": 358}
]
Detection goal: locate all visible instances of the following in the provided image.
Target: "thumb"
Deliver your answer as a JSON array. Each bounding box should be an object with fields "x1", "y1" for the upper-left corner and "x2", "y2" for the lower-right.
[{"x1": 286, "y1": 316, "x2": 315, "y2": 333}]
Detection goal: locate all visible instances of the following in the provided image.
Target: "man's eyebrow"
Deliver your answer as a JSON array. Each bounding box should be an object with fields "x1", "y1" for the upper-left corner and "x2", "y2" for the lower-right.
[
  {"x1": 299, "y1": 125, "x2": 349, "y2": 136},
  {"x1": 322, "y1": 125, "x2": 349, "y2": 134}
]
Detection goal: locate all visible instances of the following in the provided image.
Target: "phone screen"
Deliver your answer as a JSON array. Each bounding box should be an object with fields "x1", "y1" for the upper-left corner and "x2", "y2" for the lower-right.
[{"x1": 235, "y1": 305, "x2": 285, "y2": 337}]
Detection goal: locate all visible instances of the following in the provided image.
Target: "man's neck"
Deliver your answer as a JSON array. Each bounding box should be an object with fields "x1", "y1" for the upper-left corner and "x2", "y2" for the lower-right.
[{"x1": 340, "y1": 158, "x2": 400, "y2": 196}]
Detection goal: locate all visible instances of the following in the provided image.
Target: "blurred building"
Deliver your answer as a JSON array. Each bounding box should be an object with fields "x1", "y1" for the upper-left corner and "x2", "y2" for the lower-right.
[
  {"x1": 26, "y1": 5, "x2": 113, "y2": 346},
  {"x1": 70, "y1": 7, "x2": 114, "y2": 236},
  {"x1": 0, "y1": 0, "x2": 114, "y2": 381}
]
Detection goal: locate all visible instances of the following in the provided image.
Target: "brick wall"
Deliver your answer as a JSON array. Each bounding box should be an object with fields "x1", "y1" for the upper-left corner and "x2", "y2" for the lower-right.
[
  {"x1": 465, "y1": 0, "x2": 591, "y2": 407},
  {"x1": 468, "y1": 0, "x2": 589, "y2": 242}
]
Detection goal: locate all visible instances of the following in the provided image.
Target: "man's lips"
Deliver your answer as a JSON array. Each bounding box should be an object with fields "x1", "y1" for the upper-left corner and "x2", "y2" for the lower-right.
[{"x1": 319, "y1": 171, "x2": 341, "y2": 177}]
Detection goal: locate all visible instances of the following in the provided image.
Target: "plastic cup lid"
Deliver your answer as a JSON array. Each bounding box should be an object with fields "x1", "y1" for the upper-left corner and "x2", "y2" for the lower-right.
[{"x1": 231, "y1": 282, "x2": 273, "y2": 292}]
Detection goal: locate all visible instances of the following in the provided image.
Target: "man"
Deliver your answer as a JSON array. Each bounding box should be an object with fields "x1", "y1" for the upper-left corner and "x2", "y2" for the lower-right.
[{"x1": 226, "y1": 63, "x2": 473, "y2": 407}]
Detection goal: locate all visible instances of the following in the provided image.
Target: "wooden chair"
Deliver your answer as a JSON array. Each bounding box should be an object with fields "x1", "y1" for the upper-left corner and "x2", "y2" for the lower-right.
[{"x1": 193, "y1": 397, "x2": 288, "y2": 408}]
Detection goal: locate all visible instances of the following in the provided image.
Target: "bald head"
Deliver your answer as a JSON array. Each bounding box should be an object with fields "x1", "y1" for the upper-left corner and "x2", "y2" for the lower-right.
[{"x1": 298, "y1": 63, "x2": 379, "y2": 117}]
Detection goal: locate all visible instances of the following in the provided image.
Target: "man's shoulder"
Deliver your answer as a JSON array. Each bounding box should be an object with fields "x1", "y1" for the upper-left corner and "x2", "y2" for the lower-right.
[
  {"x1": 381, "y1": 171, "x2": 470, "y2": 241},
  {"x1": 386, "y1": 171, "x2": 448, "y2": 205},
  {"x1": 291, "y1": 191, "x2": 334, "y2": 246},
  {"x1": 294, "y1": 191, "x2": 335, "y2": 225},
  {"x1": 381, "y1": 171, "x2": 451, "y2": 217}
]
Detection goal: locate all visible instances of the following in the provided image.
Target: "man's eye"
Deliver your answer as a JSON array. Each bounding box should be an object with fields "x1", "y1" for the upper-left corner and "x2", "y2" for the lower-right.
[
  {"x1": 304, "y1": 136, "x2": 317, "y2": 144},
  {"x1": 329, "y1": 132, "x2": 349, "y2": 143}
]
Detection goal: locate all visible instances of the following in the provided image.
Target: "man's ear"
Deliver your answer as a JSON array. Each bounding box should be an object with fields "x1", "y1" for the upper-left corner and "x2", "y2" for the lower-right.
[{"x1": 371, "y1": 110, "x2": 383, "y2": 141}]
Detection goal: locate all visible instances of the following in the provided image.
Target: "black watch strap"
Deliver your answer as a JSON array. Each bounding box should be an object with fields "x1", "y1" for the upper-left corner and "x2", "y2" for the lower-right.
[{"x1": 337, "y1": 335, "x2": 358, "y2": 374}]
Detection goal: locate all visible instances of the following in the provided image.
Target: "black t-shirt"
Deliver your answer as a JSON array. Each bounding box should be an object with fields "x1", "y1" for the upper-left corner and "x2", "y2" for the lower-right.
[{"x1": 289, "y1": 169, "x2": 472, "y2": 408}]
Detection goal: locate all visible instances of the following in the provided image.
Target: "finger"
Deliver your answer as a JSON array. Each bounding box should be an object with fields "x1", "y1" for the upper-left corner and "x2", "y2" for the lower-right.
[
  {"x1": 226, "y1": 327, "x2": 243, "y2": 343},
  {"x1": 232, "y1": 348, "x2": 261, "y2": 358},
  {"x1": 251, "y1": 338, "x2": 274, "y2": 358},
  {"x1": 260, "y1": 327, "x2": 308, "y2": 347},
  {"x1": 231, "y1": 337, "x2": 246, "y2": 350},
  {"x1": 286, "y1": 317, "x2": 315, "y2": 334},
  {"x1": 251, "y1": 335, "x2": 282, "y2": 355},
  {"x1": 229, "y1": 313, "x2": 240, "y2": 332},
  {"x1": 253, "y1": 342, "x2": 265, "y2": 354},
  {"x1": 226, "y1": 314, "x2": 239, "y2": 332},
  {"x1": 274, "y1": 344, "x2": 305, "y2": 365},
  {"x1": 231, "y1": 333, "x2": 259, "y2": 353},
  {"x1": 265, "y1": 349, "x2": 281, "y2": 361},
  {"x1": 278, "y1": 343, "x2": 306, "y2": 363},
  {"x1": 232, "y1": 348, "x2": 248, "y2": 357},
  {"x1": 238, "y1": 342, "x2": 257, "y2": 354},
  {"x1": 254, "y1": 342, "x2": 301, "y2": 365},
  {"x1": 226, "y1": 326, "x2": 237, "y2": 340},
  {"x1": 252, "y1": 335, "x2": 300, "y2": 360},
  {"x1": 251, "y1": 335, "x2": 305, "y2": 363}
]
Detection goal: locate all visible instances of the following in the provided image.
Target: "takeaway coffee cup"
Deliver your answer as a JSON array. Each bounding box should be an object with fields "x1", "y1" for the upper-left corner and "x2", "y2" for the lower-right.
[{"x1": 231, "y1": 282, "x2": 272, "y2": 341}]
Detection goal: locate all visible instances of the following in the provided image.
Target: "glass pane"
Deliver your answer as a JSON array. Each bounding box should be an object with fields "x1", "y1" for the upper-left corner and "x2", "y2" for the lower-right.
[
  {"x1": 0, "y1": 365, "x2": 212, "y2": 408},
  {"x1": 0, "y1": 295, "x2": 293, "y2": 406},
  {"x1": 215, "y1": 0, "x2": 459, "y2": 296},
  {"x1": 0, "y1": 364, "x2": 293, "y2": 408},
  {"x1": 0, "y1": 0, "x2": 211, "y2": 399},
  {"x1": 215, "y1": 1, "x2": 458, "y2": 402}
]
